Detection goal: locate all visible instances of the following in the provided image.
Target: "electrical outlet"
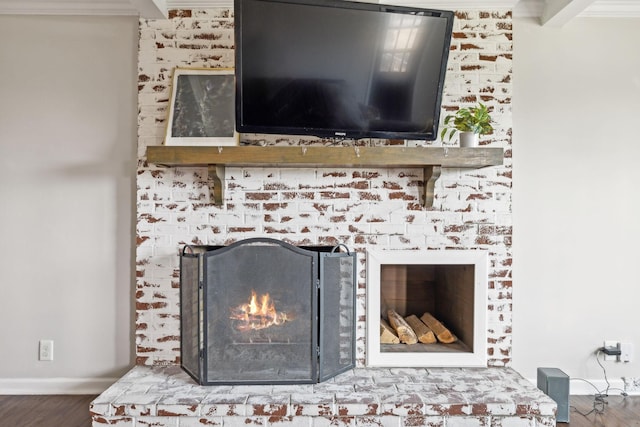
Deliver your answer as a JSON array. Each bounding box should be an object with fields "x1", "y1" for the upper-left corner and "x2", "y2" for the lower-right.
[
  {"x1": 39, "y1": 340, "x2": 54, "y2": 361},
  {"x1": 603, "y1": 340, "x2": 618, "y2": 361},
  {"x1": 620, "y1": 342, "x2": 634, "y2": 362}
]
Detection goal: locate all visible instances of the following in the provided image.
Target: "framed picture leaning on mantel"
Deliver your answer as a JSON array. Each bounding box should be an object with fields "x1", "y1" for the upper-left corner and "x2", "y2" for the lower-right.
[{"x1": 164, "y1": 67, "x2": 238, "y2": 146}]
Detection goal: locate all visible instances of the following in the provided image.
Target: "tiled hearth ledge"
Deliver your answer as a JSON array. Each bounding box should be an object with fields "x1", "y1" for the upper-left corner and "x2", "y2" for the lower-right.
[{"x1": 90, "y1": 366, "x2": 556, "y2": 426}]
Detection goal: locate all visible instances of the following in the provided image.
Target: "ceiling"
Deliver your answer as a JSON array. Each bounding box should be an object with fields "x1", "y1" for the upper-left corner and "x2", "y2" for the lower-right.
[{"x1": 0, "y1": 0, "x2": 638, "y2": 26}]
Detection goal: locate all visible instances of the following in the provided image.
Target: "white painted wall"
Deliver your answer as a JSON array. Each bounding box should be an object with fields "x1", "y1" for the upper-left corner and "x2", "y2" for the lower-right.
[
  {"x1": 512, "y1": 17, "x2": 640, "y2": 393},
  {"x1": 0, "y1": 15, "x2": 137, "y2": 393}
]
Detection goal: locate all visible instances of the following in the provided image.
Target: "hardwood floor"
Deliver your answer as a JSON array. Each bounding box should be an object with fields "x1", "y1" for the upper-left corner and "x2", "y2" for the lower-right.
[
  {"x1": 1, "y1": 394, "x2": 640, "y2": 426},
  {"x1": 0, "y1": 395, "x2": 96, "y2": 427},
  {"x1": 560, "y1": 395, "x2": 640, "y2": 426}
]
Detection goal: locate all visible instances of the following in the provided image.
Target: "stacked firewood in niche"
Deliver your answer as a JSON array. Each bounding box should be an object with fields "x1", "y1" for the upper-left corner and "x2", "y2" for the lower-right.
[{"x1": 381, "y1": 310, "x2": 457, "y2": 345}]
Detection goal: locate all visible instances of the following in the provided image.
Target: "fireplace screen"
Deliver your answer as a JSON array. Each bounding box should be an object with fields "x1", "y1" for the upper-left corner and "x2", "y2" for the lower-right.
[{"x1": 180, "y1": 238, "x2": 356, "y2": 385}]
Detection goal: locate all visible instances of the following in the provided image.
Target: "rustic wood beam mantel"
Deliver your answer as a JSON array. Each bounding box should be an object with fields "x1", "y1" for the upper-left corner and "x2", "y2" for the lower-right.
[{"x1": 146, "y1": 145, "x2": 504, "y2": 207}]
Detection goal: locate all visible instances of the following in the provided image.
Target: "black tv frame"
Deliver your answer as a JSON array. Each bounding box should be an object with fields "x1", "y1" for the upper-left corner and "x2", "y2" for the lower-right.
[{"x1": 234, "y1": 0, "x2": 454, "y2": 141}]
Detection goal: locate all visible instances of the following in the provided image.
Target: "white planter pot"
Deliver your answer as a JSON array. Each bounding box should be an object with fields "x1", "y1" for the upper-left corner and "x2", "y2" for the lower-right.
[{"x1": 459, "y1": 132, "x2": 479, "y2": 148}]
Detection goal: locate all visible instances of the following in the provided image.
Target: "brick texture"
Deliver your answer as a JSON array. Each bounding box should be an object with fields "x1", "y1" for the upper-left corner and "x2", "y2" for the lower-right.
[
  {"x1": 91, "y1": 367, "x2": 556, "y2": 427},
  {"x1": 136, "y1": 8, "x2": 513, "y2": 366}
]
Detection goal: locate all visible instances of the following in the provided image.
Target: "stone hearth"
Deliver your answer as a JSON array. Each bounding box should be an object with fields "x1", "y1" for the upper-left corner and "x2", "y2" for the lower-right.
[{"x1": 90, "y1": 367, "x2": 556, "y2": 426}]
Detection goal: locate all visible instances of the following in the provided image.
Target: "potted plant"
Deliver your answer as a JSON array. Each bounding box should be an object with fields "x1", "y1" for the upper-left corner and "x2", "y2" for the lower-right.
[{"x1": 440, "y1": 103, "x2": 493, "y2": 147}]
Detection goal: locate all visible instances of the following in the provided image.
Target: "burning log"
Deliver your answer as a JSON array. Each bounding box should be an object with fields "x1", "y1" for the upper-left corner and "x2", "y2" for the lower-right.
[
  {"x1": 420, "y1": 312, "x2": 457, "y2": 344},
  {"x1": 405, "y1": 314, "x2": 436, "y2": 344},
  {"x1": 230, "y1": 290, "x2": 290, "y2": 331},
  {"x1": 387, "y1": 309, "x2": 418, "y2": 344},
  {"x1": 380, "y1": 319, "x2": 400, "y2": 344}
]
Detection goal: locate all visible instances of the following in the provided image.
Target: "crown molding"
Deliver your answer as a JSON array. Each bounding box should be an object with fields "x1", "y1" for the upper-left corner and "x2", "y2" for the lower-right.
[
  {"x1": 0, "y1": 1, "x2": 140, "y2": 16},
  {"x1": 0, "y1": 0, "x2": 517, "y2": 18},
  {"x1": 165, "y1": 0, "x2": 640, "y2": 17},
  {"x1": 1, "y1": 0, "x2": 639, "y2": 19},
  {"x1": 581, "y1": 0, "x2": 640, "y2": 17},
  {"x1": 0, "y1": 0, "x2": 168, "y2": 17}
]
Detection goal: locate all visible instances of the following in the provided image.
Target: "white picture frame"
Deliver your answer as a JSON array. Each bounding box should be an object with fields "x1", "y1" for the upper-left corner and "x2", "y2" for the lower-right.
[{"x1": 164, "y1": 67, "x2": 238, "y2": 146}]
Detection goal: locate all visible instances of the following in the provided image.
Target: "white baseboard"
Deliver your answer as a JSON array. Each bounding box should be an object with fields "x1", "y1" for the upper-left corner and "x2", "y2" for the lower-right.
[
  {"x1": 526, "y1": 377, "x2": 640, "y2": 396},
  {"x1": 569, "y1": 378, "x2": 640, "y2": 396},
  {"x1": 0, "y1": 377, "x2": 118, "y2": 395}
]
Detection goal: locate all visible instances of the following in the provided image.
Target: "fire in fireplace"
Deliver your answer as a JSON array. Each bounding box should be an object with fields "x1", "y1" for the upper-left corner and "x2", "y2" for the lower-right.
[
  {"x1": 229, "y1": 290, "x2": 291, "y2": 331},
  {"x1": 179, "y1": 238, "x2": 356, "y2": 385}
]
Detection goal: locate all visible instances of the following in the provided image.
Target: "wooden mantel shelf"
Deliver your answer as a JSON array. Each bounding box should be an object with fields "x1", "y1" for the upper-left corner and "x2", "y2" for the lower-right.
[{"x1": 146, "y1": 145, "x2": 504, "y2": 207}]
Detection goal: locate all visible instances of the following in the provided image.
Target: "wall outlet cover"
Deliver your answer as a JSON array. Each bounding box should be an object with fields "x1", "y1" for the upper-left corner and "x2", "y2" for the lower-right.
[
  {"x1": 39, "y1": 339, "x2": 54, "y2": 361},
  {"x1": 620, "y1": 342, "x2": 633, "y2": 362}
]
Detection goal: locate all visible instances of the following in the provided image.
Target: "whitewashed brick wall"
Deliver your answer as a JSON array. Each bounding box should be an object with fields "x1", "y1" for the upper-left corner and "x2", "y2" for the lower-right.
[{"x1": 136, "y1": 9, "x2": 513, "y2": 367}]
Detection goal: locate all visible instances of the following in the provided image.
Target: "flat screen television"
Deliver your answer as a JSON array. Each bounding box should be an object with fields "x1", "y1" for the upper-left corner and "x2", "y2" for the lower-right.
[{"x1": 234, "y1": 0, "x2": 454, "y2": 141}]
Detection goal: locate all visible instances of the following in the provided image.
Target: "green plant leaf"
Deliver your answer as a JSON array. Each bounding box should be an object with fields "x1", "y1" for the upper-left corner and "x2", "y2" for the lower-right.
[{"x1": 439, "y1": 102, "x2": 493, "y2": 141}]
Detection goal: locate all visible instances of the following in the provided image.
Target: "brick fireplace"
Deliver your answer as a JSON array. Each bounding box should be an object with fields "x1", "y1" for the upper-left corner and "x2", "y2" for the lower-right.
[
  {"x1": 135, "y1": 7, "x2": 514, "y2": 369},
  {"x1": 88, "y1": 7, "x2": 557, "y2": 427}
]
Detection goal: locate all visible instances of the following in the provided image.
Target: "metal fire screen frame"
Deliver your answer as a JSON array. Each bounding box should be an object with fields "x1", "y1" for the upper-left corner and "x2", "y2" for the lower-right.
[{"x1": 180, "y1": 238, "x2": 357, "y2": 385}]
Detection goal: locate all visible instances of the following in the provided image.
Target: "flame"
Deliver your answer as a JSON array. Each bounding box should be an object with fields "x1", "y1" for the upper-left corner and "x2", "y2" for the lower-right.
[{"x1": 230, "y1": 290, "x2": 290, "y2": 331}]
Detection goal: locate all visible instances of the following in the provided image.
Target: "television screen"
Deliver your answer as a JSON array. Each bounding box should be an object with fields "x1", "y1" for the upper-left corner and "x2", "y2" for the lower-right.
[{"x1": 235, "y1": 0, "x2": 454, "y2": 141}]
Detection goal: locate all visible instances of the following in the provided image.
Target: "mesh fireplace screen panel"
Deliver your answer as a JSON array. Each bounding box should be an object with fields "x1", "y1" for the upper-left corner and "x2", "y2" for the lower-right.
[
  {"x1": 319, "y1": 253, "x2": 356, "y2": 382},
  {"x1": 180, "y1": 253, "x2": 201, "y2": 381},
  {"x1": 203, "y1": 240, "x2": 317, "y2": 384}
]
